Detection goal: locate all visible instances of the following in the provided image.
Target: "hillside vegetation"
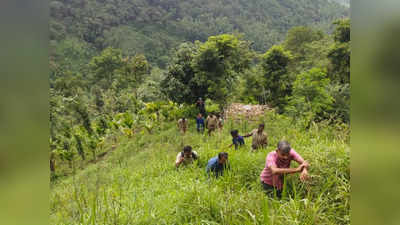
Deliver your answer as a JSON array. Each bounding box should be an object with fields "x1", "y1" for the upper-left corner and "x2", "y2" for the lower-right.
[
  {"x1": 50, "y1": 19, "x2": 350, "y2": 179},
  {"x1": 50, "y1": 112, "x2": 349, "y2": 224},
  {"x1": 50, "y1": 1, "x2": 350, "y2": 223},
  {"x1": 50, "y1": 0, "x2": 348, "y2": 68}
]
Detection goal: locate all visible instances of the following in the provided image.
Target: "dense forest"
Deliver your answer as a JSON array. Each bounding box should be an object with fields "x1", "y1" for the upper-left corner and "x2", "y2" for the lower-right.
[
  {"x1": 50, "y1": 0, "x2": 348, "y2": 69},
  {"x1": 50, "y1": 1, "x2": 350, "y2": 224}
]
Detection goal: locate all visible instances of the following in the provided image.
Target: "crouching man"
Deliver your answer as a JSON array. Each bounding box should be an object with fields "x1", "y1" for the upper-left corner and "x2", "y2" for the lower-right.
[
  {"x1": 175, "y1": 146, "x2": 198, "y2": 168},
  {"x1": 260, "y1": 140, "x2": 309, "y2": 198},
  {"x1": 206, "y1": 152, "x2": 230, "y2": 178}
]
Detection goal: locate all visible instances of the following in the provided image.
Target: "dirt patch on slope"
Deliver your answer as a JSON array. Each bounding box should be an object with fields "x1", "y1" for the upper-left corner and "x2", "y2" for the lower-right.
[{"x1": 224, "y1": 103, "x2": 271, "y2": 120}]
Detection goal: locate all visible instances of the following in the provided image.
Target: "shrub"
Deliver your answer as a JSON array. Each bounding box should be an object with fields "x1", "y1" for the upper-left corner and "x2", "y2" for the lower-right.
[
  {"x1": 285, "y1": 68, "x2": 333, "y2": 126},
  {"x1": 205, "y1": 98, "x2": 221, "y2": 114}
]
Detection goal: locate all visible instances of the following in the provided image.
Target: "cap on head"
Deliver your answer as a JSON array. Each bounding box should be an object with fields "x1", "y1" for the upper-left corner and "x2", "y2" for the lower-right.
[
  {"x1": 259, "y1": 123, "x2": 265, "y2": 129},
  {"x1": 277, "y1": 140, "x2": 291, "y2": 154}
]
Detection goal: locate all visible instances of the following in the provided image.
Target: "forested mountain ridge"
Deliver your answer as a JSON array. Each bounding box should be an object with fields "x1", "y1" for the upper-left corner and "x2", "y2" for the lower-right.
[{"x1": 50, "y1": 0, "x2": 349, "y2": 69}]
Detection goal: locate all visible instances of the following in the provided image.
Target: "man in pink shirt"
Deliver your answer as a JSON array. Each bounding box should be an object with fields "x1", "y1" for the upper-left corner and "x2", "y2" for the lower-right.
[{"x1": 260, "y1": 140, "x2": 309, "y2": 198}]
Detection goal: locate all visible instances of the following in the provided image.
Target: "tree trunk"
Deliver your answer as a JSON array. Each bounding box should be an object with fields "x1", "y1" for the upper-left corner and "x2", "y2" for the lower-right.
[
  {"x1": 92, "y1": 149, "x2": 97, "y2": 161},
  {"x1": 50, "y1": 159, "x2": 56, "y2": 172}
]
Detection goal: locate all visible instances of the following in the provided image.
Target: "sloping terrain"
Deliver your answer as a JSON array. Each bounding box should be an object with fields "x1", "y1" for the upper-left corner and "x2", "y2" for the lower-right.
[{"x1": 50, "y1": 111, "x2": 350, "y2": 224}]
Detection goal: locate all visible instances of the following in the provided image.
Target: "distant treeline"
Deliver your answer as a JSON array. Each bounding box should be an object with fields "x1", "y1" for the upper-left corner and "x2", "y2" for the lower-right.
[{"x1": 50, "y1": 0, "x2": 348, "y2": 68}]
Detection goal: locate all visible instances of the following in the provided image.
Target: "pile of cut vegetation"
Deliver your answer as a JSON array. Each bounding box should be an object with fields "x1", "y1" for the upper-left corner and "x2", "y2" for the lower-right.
[{"x1": 225, "y1": 103, "x2": 270, "y2": 120}]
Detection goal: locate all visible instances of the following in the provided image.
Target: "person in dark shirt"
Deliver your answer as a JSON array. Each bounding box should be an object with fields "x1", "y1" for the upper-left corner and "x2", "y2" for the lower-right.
[
  {"x1": 196, "y1": 113, "x2": 205, "y2": 133},
  {"x1": 196, "y1": 98, "x2": 206, "y2": 116},
  {"x1": 206, "y1": 152, "x2": 229, "y2": 178},
  {"x1": 228, "y1": 129, "x2": 245, "y2": 150}
]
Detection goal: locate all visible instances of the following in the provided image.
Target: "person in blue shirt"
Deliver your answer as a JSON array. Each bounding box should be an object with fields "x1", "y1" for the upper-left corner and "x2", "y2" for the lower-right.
[
  {"x1": 228, "y1": 129, "x2": 245, "y2": 150},
  {"x1": 206, "y1": 152, "x2": 229, "y2": 178},
  {"x1": 196, "y1": 113, "x2": 205, "y2": 133}
]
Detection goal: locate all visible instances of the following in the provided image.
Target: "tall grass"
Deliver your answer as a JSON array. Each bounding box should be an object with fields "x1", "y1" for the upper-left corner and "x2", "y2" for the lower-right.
[{"x1": 50, "y1": 112, "x2": 349, "y2": 225}]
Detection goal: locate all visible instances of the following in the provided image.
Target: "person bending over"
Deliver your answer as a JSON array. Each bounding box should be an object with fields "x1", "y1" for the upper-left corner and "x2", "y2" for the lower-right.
[
  {"x1": 175, "y1": 146, "x2": 198, "y2": 168},
  {"x1": 260, "y1": 140, "x2": 309, "y2": 198},
  {"x1": 206, "y1": 152, "x2": 229, "y2": 178},
  {"x1": 228, "y1": 129, "x2": 245, "y2": 150}
]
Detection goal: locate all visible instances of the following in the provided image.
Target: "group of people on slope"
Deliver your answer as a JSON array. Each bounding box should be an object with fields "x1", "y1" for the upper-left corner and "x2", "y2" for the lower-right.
[
  {"x1": 175, "y1": 98, "x2": 310, "y2": 198},
  {"x1": 177, "y1": 113, "x2": 223, "y2": 135},
  {"x1": 175, "y1": 146, "x2": 229, "y2": 178},
  {"x1": 228, "y1": 123, "x2": 268, "y2": 150},
  {"x1": 175, "y1": 129, "x2": 309, "y2": 198}
]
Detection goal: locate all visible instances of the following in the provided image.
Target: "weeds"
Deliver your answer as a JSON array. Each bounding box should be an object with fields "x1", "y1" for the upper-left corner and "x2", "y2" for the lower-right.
[{"x1": 50, "y1": 112, "x2": 349, "y2": 225}]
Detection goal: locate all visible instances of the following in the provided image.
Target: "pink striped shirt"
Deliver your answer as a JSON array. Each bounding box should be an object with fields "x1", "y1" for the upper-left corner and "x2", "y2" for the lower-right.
[{"x1": 260, "y1": 149, "x2": 304, "y2": 190}]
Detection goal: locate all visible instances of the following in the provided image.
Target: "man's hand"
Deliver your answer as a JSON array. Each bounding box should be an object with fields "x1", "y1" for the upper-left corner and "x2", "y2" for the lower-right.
[
  {"x1": 301, "y1": 161, "x2": 309, "y2": 168},
  {"x1": 176, "y1": 157, "x2": 185, "y2": 168},
  {"x1": 300, "y1": 169, "x2": 309, "y2": 182},
  {"x1": 296, "y1": 164, "x2": 305, "y2": 172},
  {"x1": 178, "y1": 157, "x2": 185, "y2": 164}
]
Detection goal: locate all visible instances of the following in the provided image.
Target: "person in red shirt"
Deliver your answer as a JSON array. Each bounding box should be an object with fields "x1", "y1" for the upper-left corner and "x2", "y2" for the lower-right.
[{"x1": 260, "y1": 140, "x2": 309, "y2": 198}]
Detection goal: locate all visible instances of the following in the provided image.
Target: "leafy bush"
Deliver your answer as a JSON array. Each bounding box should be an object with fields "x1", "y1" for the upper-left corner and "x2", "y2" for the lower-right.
[
  {"x1": 205, "y1": 99, "x2": 221, "y2": 114},
  {"x1": 327, "y1": 82, "x2": 350, "y2": 123},
  {"x1": 261, "y1": 45, "x2": 293, "y2": 112},
  {"x1": 285, "y1": 68, "x2": 334, "y2": 126},
  {"x1": 175, "y1": 104, "x2": 198, "y2": 119}
]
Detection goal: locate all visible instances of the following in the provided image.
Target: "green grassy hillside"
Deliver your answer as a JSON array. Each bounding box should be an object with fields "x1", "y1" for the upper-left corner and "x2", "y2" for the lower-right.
[{"x1": 50, "y1": 111, "x2": 349, "y2": 224}]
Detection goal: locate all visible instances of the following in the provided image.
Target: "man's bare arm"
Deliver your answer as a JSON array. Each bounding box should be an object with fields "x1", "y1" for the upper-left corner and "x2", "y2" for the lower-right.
[
  {"x1": 243, "y1": 132, "x2": 253, "y2": 138},
  {"x1": 292, "y1": 153, "x2": 309, "y2": 170},
  {"x1": 270, "y1": 164, "x2": 304, "y2": 175},
  {"x1": 175, "y1": 157, "x2": 184, "y2": 168}
]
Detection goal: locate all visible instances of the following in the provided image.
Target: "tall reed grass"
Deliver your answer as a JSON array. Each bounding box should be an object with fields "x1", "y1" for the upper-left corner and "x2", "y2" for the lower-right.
[{"x1": 50, "y1": 112, "x2": 349, "y2": 224}]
